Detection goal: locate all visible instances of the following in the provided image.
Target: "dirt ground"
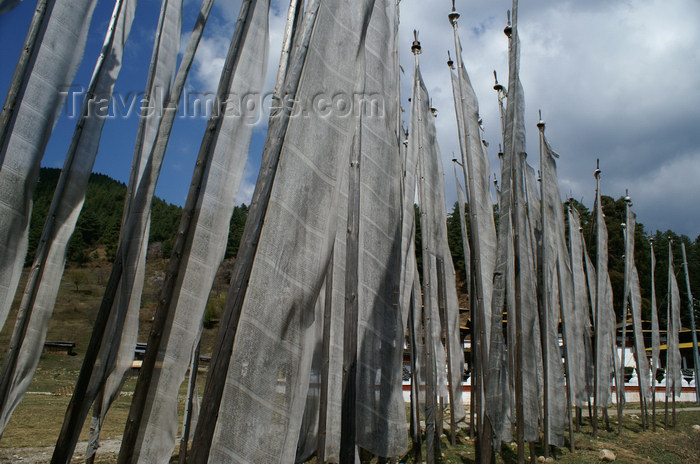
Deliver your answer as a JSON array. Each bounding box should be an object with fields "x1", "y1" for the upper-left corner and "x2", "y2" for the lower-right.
[{"x1": 0, "y1": 439, "x2": 120, "y2": 464}]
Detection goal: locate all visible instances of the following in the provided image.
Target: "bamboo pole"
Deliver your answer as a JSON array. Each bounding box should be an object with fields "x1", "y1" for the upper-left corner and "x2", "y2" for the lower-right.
[
  {"x1": 317, "y1": 255, "x2": 334, "y2": 464},
  {"x1": 189, "y1": 2, "x2": 321, "y2": 461},
  {"x1": 680, "y1": 243, "x2": 700, "y2": 405}
]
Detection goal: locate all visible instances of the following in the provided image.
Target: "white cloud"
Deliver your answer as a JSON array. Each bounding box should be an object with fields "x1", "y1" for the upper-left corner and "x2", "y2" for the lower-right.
[
  {"x1": 397, "y1": 0, "x2": 700, "y2": 237},
  {"x1": 180, "y1": 0, "x2": 700, "y2": 237}
]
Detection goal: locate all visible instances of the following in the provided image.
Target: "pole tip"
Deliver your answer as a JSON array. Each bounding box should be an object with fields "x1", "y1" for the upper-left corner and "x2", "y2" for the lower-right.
[
  {"x1": 411, "y1": 30, "x2": 422, "y2": 55},
  {"x1": 504, "y1": 10, "x2": 512, "y2": 37},
  {"x1": 449, "y1": 0, "x2": 460, "y2": 24},
  {"x1": 447, "y1": 50, "x2": 454, "y2": 69},
  {"x1": 493, "y1": 70, "x2": 505, "y2": 91}
]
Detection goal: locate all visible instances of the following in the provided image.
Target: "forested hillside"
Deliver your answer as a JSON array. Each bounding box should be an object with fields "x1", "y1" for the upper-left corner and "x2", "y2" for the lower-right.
[
  {"x1": 27, "y1": 168, "x2": 249, "y2": 264},
  {"x1": 28, "y1": 167, "x2": 699, "y2": 329}
]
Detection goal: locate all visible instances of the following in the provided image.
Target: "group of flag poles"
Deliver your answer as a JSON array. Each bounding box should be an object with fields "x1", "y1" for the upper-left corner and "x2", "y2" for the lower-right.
[
  {"x1": 0, "y1": 0, "x2": 698, "y2": 463},
  {"x1": 441, "y1": 0, "x2": 700, "y2": 462}
]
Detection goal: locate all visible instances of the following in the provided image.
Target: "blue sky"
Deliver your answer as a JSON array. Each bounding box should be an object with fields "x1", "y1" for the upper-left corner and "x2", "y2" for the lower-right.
[{"x1": 1, "y1": 0, "x2": 699, "y2": 238}]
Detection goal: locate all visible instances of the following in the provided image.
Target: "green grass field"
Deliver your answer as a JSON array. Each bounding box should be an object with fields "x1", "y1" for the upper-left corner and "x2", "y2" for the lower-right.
[{"x1": 1, "y1": 254, "x2": 699, "y2": 463}]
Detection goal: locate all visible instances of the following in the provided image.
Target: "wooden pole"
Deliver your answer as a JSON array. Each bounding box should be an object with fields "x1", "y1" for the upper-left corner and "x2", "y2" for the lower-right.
[
  {"x1": 617, "y1": 314, "x2": 626, "y2": 434},
  {"x1": 651, "y1": 379, "x2": 656, "y2": 431},
  {"x1": 502, "y1": 3, "x2": 526, "y2": 460},
  {"x1": 617, "y1": 315, "x2": 627, "y2": 435},
  {"x1": 665, "y1": 241, "x2": 672, "y2": 430},
  {"x1": 468, "y1": 281, "x2": 475, "y2": 441},
  {"x1": 339, "y1": 125, "x2": 362, "y2": 464},
  {"x1": 624, "y1": 196, "x2": 649, "y2": 432},
  {"x1": 273, "y1": 0, "x2": 301, "y2": 98},
  {"x1": 618, "y1": 215, "x2": 631, "y2": 435},
  {"x1": 644, "y1": 388, "x2": 649, "y2": 429},
  {"x1": 650, "y1": 238, "x2": 657, "y2": 431},
  {"x1": 179, "y1": 340, "x2": 201, "y2": 464},
  {"x1": 448, "y1": 5, "x2": 493, "y2": 461},
  {"x1": 514, "y1": 211, "x2": 525, "y2": 464},
  {"x1": 587, "y1": 399, "x2": 592, "y2": 429},
  {"x1": 529, "y1": 442, "x2": 537, "y2": 464},
  {"x1": 566, "y1": 200, "x2": 582, "y2": 440},
  {"x1": 412, "y1": 33, "x2": 439, "y2": 464},
  {"x1": 189, "y1": 2, "x2": 321, "y2": 461},
  {"x1": 437, "y1": 397, "x2": 444, "y2": 448},
  {"x1": 672, "y1": 394, "x2": 676, "y2": 427},
  {"x1": 561, "y1": 310, "x2": 576, "y2": 452},
  {"x1": 437, "y1": 257, "x2": 457, "y2": 446},
  {"x1": 575, "y1": 407, "x2": 581, "y2": 432},
  {"x1": 408, "y1": 286, "x2": 423, "y2": 464},
  {"x1": 592, "y1": 165, "x2": 601, "y2": 439},
  {"x1": 421, "y1": 269, "x2": 438, "y2": 464},
  {"x1": 680, "y1": 243, "x2": 700, "y2": 405},
  {"x1": 610, "y1": 340, "x2": 622, "y2": 434},
  {"x1": 617, "y1": 212, "x2": 630, "y2": 436},
  {"x1": 317, "y1": 255, "x2": 334, "y2": 464},
  {"x1": 601, "y1": 407, "x2": 608, "y2": 431},
  {"x1": 537, "y1": 117, "x2": 552, "y2": 458}
]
